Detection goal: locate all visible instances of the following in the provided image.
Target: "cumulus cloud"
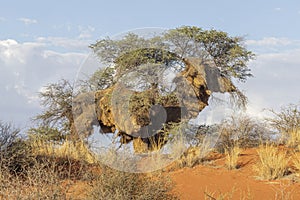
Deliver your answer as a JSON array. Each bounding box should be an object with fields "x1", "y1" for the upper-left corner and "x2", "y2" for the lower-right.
[
  {"x1": 246, "y1": 37, "x2": 295, "y2": 47},
  {"x1": 237, "y1": 48, "x2": 300, "y2": 118},
  {"x1": 18, "y1": 17, "x2": 38, "y2": 25},
  {"x1": 246, "y1": 37, "x2": 300, "y2": 54},
  {"x1": 36, "y1": 36, "x2": 92, "y2": 51},
  {"x1": 0, "y1": 39, "x2": 88, "y2": 128}
]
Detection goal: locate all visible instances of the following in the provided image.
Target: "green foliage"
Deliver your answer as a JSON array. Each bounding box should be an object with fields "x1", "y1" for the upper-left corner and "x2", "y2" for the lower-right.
[
  {"x1": 165, "y1": 26, "x2": 254, "y2": 81},
  {"x1": 114, "y1": 48, "x2": 180, "y2": 78},
  {"x1": 197, "y1": 29, "x2": 254, "y2": 81},
  {"x1": 83, "y1": 67, "x2": 115, "y2": 91},
  {"x1": 90, "y1": 26, "x2": 254, "y2": 82},
  {"x1": 90, "y1": 33, "x2": 167, "y2": 64},
  {"x1": 164, "y1": 26, "x2": 204, "y2": 58}
]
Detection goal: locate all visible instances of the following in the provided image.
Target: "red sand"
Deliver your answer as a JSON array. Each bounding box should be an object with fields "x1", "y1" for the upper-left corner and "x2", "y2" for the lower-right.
[{"x1": 170, "y1": 148, "x2": 300, "y2": 199}]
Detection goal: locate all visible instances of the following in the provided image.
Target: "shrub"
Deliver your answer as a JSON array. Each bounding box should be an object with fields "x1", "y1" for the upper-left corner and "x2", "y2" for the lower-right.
[
  {"x1": 174, "y1": 124, "x2": 217, "y2": 168},
  {"x1": 254, "y1": 143, "x2": 290, "y2": 180},
  {"x1": 216, "y1": 115, "x2": 270, "y2": 153},
  {"x1": 0, "y1": 157, "x2": 67, "y2": 200},
  {"x1": 87, "y1": 166, "x2": 178, "y2": 200},
  {"x1": 0, "y1": 121, "x2": 34, "y2": 175},
  {"x1": 268, "y1": 103, "x2": 300, "y2": 147},
  {"x1": 0, "y1": 121, "x2": 19, "y2": 150}
]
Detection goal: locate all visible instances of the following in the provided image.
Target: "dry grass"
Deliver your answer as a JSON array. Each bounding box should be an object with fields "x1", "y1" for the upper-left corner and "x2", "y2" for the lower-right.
[
  {"x1": 177, "y1": 146, "x2": 202, "y2": 168},
  {"x1": 254, "y1": 143, "x2": 290, "y2": 180},
  {"x1": 292, "y1": 149, "x2": 300, "y2": 177},
  {"x1": 30, "y1": 138, "x2": 97, "y2": 164},
  {"x1": 0, "y1": 157, "x2": 68, "y2": 200},
  {"x1": 176, "y1": 141, "x2": 212, "y2": 168},
  {"x1": 1, "y1": 137, "x2": 179, "y2": 200},
  {"x1": 225, "y1": 145, "x2": 241, "y2": 170},
  {"x1": 286, "y1": 129, "x2": 300, "y2": 148},
  {"x1": 87, "y1": 166, "x2": 178, "y2": 200}
]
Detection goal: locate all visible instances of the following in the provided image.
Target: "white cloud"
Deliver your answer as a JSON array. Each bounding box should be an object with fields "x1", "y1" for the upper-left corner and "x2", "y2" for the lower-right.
[
  {"x1": 78, "y1": 25, "x2": 95, "y2": 39},
  {"x1": 36, "y1": 36, "x2": 92, "y2": 51},
  {"x1": 246, "y1": 37, "x2": 300, "y2": 54},
  {"x1": 18, "y1": 17, "x2": 38, "y2": 25},
  {"x1": 237, "y1": 48, "x2": 300, "y2": 117},
  {"x1": 51, "y1": 24, "x2": 96, "y2": 39},
  {"x1": 246, "y1": 37, "x2": 294, "y2": 47},
  {"x1": 0, "y1": 17, "x2": 6, "y2": 22},
  {"x1": 0, "y1": 39, "x2": 88, "y2": 127}
]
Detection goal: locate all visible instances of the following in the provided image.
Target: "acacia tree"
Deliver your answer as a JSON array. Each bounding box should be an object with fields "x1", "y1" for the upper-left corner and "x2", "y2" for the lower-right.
[
  {"x1": 33, "y1": 26, "x2": 254, "y2": 147},
  {"x1": 84, "y1": 26, "x2": 255, "y2": 152},
  {"x1": 34, "y1": 79, "x2": 78, "y2": 141}
]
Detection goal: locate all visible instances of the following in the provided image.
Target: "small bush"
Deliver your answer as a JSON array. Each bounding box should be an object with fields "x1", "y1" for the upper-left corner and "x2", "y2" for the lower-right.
[
  {"x1": 216, "y1": 115, "x2": 270, "y2": 153},
  {"x1": 87, "y1": 166, "x2": 178, "y2": 200},
  {"x1": 0, "y1": 121, "x2": 34, "y2": 175},
  {"x1": 254, "y1": 144, "x2": 290, "y2": 180},
  {"x1": 175, "y1": 124, "x2": 216, "y2": 168},
  {"x1": 268, "y1": 103, "x2": 300, "y2": 147},
  {"x1": 0, "y1": 159, "x2": 67, "y2": 199}
]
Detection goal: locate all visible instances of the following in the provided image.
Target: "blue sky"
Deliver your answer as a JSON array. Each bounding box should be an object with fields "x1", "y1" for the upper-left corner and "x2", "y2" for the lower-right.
[
  {"x1": 1, "y1": 0, "x2": 300, "y2": 129},
  {"x1": 1, "y1": 0, "x2": 300, "y2": 40}
]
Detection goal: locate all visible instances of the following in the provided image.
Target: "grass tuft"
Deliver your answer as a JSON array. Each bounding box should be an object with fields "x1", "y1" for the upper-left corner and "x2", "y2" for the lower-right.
[
  {"x1": 225, "y1": 145, "x2": 241, "y2": 170},
  {"x1": 254, "y1": 143, "x2": 290, "y2": 180}
]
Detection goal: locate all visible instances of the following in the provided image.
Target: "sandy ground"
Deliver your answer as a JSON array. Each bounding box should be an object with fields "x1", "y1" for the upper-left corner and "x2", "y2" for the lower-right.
[
  {"x1": 65, "y1": 148, "x2": 300, "y2": 200},
  {"x1": 170, "y1": 148, "x2": 300, "y2": 200}
]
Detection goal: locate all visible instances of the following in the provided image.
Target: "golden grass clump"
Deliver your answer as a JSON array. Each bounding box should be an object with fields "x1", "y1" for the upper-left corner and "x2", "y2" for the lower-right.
[
  {"x1": 254, "y1": 143, "x2": 290, "y2": 180},
  {"x1": 292, "y1": 148, "x2": 300, "y2": 176},
  {"x1": 225, "y1": 145, "x2": 241, "y2": 170},
  {"x1": 286, "y1": 129, "x2": 300, "y2": 148},
  {"x1": 176, "y1": 141, "x2": 212, "y2": 168},
  {"x1": 30, "y1": 139, "x2": 97, "y2": 164}
]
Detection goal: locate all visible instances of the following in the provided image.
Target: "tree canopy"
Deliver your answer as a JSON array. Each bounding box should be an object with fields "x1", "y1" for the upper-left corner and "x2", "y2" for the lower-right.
[{"x1": 90, "y1": 26, "x2": 254, "y2": 83}]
